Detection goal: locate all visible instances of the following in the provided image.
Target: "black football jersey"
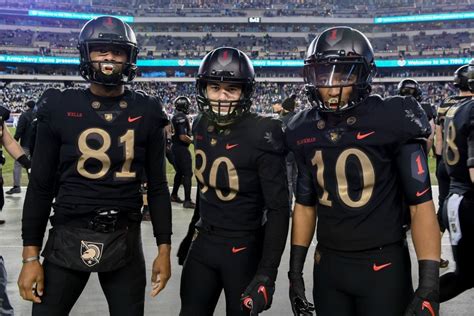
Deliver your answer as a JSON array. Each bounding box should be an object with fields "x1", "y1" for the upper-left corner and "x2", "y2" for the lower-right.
[
  {"x1": 436, "y1": 96, "x2": 471, "y2": 126},
  {"x1": 22, "y1": 88, "x2": 171, "y2": 246},
  {"x1": 192, "y1": 113, "x2": 288, "y2": 231},
  {"x1": 286, "y1": 95, "x2": 432, "y2": 251},
  {"x1": 442, "y1": 98, "x2": 474, "y2": 194},
  {"x1": 171, "y1": 111, "x2": 191, "y2": 146}
]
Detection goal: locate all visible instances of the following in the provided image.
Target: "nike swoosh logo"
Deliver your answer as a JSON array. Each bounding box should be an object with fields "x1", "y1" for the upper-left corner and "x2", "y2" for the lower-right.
[
  {"x1": 242, "y1": 297, "x2": 253, "y2": 309},
  {"x1": 226, "y1": 143, "x2": 239, "y2": 150},
  {"x1": 232, "y1": 246, "x2": 247, "y2": 254},
  {"x1": 422, "y1": 301, "x2": 435, "y2": 316},
  {"x1": 356, "y1": 131, "x2": 375, "y2": 140},
  {"x1": 258, "y1": 285, "x2": 268, "y2": 305},
  {"x1": 128, "y1": 116, "x2": 142, "y2": 123},
  {"x1": 416, "y1": 188, "x2": 430, "y2": 197},
  {"x1": 373, "y1": 262, "x2": 392, "y2": 271}
]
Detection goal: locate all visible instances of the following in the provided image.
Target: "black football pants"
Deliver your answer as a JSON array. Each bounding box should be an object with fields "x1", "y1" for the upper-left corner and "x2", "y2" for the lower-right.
[
  {"x1": 32, "y1": 248, "x2": 146, "y2": 316},
  {"x1": 313, "y1": 241, "x2": 413, "y2": 316},
  {"x1": 171, "y1": 145, "x2": 192, "y2": 201},
  {"x1": 440, "y1": 194, "x2": 474, "y2": 302},
  {"x1": 180, "y1": 229, "x2": 263, "y2": 316}
]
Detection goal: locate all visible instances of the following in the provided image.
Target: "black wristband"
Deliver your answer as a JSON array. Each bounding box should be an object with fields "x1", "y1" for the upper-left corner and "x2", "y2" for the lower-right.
[
  {"x1": 418, "y1": 260, "x2": 440, "y2": 290},
  {"x1": 17, "y1": 154, "x2": 31, "y2": 169},
  {"x1": 289, "y1": 245, "x2": 309, "y2": 274}
]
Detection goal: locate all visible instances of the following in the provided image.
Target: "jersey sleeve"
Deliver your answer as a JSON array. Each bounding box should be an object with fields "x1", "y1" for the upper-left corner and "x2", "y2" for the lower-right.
[
  {"x1": 0, "y1": 104, "x2": 10, "y2": 121},
  {"x1": 173, "y1": 114, "x2": 188, "y2": 137},
  {"x1": 284, "y1": 115, "x2": 317, "y2": 207},
  {"x1": 149, "y1": 96, "x2": 169, "y2": 129},
  {"x1": 395, "y1": 140, "x2": 433, "y2": 205},
  {"x1": 146, "y1": 96, "x2": 172, "y2": 245},
  {"x1": 22, "y1": 89, "x2": 62, "y2": 247},
  {"x1": 255, "y1": 118, "x2": 290, "y2": 280}
]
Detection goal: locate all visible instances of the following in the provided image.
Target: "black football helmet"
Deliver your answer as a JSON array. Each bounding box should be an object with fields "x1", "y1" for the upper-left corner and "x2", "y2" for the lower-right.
[
  {"x1": 196, "y1": 47, "x2": 255, "y2": 125},
  {"x1": 398, "y1": 78, "x2": 422, "y2": 101},
  {"x1": 304, "y1": 26, "x2": 376, "y2": 113},
  {"x1": 468, "y1": 59, "x2": 474, "y2": 92},
  {"x1": 78, "y1": 16, "x2": 139, "y2": 86},
  {"x1": 174, "y1": 96, "x2": 191, "y2": 114},
  {"x1": 454, "y1": 64, "x2": 469, "y2": 91}
]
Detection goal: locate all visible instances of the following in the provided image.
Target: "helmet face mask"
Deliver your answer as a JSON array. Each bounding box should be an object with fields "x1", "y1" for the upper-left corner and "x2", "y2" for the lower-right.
[
  {"x1": 78, "y1": 16, "x2": 139, "y2": 86},
  {"x1": 304, "y1": 27, "x2": 376, "y2": 114},
  {"x1": 196, "y1": 47, "x2": 255, "y2": 126}
]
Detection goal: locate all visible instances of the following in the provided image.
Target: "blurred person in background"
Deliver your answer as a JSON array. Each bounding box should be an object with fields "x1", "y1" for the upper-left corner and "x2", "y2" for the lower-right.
[{"x1": 6, "y1": 100, "x2": 35, "y2": 195}]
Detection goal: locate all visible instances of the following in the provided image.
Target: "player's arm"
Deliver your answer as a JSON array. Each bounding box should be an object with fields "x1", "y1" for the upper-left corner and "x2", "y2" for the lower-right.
[
  {"x1": 14, "y1": 113, "x2": 26, "y2": 141},
  {"x1": 434, "y1": 122, "x2": 443, "y2": 157},
  {"x1": 175, "y1": 117, "x2": 192, "y2": 144},
  {"x1": 395, "y1": 141, "x2": 441, "y2": 316},
  {"x1": 145, "y1": 100, "x2": 172, "y2": 297},
  {"x1": 18, "y1": 93, "x2": 60, "y2": 303},
  {"x1": 426, "y1": 118, "x2": 435, "y2": 155},
  {"x1": 468, "y1": 111, "x2": 474, "y2": 183},
  {"x1": 241, "y1": 122, "x2": 290, "y2": 313},
  {"x1": 2, "y1": 124, "x2": 30, "y2": 172},
  {"x1": 288, "y1": 145, "x2": 317, "y2": 315}
]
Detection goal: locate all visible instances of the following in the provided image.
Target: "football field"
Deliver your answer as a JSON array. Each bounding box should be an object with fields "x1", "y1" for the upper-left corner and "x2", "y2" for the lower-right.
[{"x1": 0, "y1": 187, "x2": 472, "y2": 315}]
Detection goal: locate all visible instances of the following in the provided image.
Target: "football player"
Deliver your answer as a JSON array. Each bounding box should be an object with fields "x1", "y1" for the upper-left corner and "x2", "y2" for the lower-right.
[
  {"x1": 439, "y1": 61, "x2": 474, "y2": 302},
  {"x1": 286, "y1": 27, "x2": 441, "y2": 316},
  {"x1": 0, "y1": 104, "x2": 31, "y2": 225},
  {"x1": 179, "y1": 47, "x2": 289, "y2": 315},
  {"x1": 170, "y1": 96, "x2": 195, "y2": 208},
  {"x1": 17, "y1": 16, "x2": 172, "y2": 316},
  {"x1": 434, "y1": 65, "x2": 472, "y2": 268}
]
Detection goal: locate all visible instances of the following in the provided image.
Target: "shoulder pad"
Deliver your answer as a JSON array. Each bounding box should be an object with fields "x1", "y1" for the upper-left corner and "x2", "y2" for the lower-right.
[
  {"x1": 256, "y1": 116, "x2": 285, "y2": 154},
  {"x1": 192, "y1": 113, "x2": 205, "y2": 133},
  {"x1": 0, "y1": 104, "x2": 10, "y2": 121},
  {"x1": 286, "y1": 107, "x2": 319, "y2": 132},
  {"x1": 147, "y1": 96, "x2": 169, "y2": 128},
  {"x1": 388, "y1": 96, "x2": 431, "y2": 139},
  {"x1": 134, "y1": 89, "x2": 149, "y2": 97},
  {"x1": 35, "y1": 88, "x2": 63, "y2": 123}
]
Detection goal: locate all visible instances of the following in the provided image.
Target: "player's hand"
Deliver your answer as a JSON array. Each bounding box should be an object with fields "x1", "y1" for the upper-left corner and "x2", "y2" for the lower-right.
[
  {"x1": 288, "y1": 272, "x2": 315, "y2": 315},
  {"x1": 17, "y1": 260, "x2": 44, "y2": 303},
  {"x1": 240, "y1": 274, "x2": 275, "y2": 315},
  {"x1": 150, "y1": 245, "x2": 171, "y2": 297},
  {"x1": 404, "y1": 260, "x2": 439, "y2": 316}
]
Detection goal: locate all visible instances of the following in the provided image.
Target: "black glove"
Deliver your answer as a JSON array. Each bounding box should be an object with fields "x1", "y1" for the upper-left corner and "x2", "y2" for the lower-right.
[
  {"x1": 404, "y1": 260, "x2": 439, "y2": 316},
  {"x1": 240, "y1": 274, "x2": 275, "y2": 315},
  {"x1": 289, "y1": 245, "x2": 314, "y2": 315},
  {"x1": 16, "y1": 154, "x2": 31, "y2": 170}
]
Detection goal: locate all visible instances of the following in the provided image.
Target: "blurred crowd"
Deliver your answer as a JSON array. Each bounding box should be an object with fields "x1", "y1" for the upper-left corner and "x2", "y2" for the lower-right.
[
  {"x1": 0, "y1": 81, "x2": 457, "y2": 115},
  {"x1": 1, "y1": 0, "x2": 472, "y2": 18}
]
